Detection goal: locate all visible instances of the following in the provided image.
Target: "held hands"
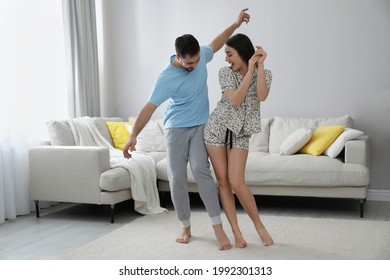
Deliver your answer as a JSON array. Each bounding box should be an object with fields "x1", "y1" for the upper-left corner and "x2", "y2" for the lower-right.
[
  {"x1": 234, "y1": 8, "x2": 250, "y2": 28},
  {"x1": 255, "y1": 46, "x2": 267, "y2": 64},
  {"x1": 249, "y1": 46, "x2": 267, "y2": 72}
]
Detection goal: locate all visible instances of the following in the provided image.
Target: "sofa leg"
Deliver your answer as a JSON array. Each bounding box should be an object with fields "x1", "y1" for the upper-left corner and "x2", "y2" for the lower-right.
[
  {"x1": 159, "y1": 191, "x2": 166, "y2": 208},
  {"x1": 359, "y1": 199, "x2": 365, "y2": 218},
  {"x1": 34, "y1": 200, "x2": 40, "y2": 218},
  {"x1": 110, "y1": 204, "x2": 115, "y2": 224}
]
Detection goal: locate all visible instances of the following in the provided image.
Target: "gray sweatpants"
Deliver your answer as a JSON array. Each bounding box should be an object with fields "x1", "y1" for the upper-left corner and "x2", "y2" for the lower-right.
[{"x1": 164, "y1": 124, "x2": 222, "y2": 228}]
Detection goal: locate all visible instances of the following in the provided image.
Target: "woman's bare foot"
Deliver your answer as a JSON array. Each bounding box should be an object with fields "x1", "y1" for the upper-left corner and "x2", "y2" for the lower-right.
[
  {"x1": 213, "y1": 224, "x2": 232, "y2": 250},
  {"x1": 255, "y1": 223, "x2": 274, "y2": 246},
  {"x1": 232, "y1": 229, "x2": 247, "y2": 248},
  {"x1": 176, "y1": 226, "x2": 191, "y2": 244}
]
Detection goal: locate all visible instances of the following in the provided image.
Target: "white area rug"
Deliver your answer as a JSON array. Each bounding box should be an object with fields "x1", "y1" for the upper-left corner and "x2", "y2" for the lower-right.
[{"x1": 60, "y1": 211, "x2": 390, "y2": 260}]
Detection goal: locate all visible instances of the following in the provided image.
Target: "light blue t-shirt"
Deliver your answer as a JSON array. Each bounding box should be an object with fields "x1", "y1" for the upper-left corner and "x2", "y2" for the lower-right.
[{"x1": 148, "y1": 45, "x2": 214, "y2": 128}]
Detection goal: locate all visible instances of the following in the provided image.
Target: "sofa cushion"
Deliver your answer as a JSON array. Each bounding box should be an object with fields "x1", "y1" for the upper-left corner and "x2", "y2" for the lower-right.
[
  {"x1": 245, "y1": 153, "x2": 369, "y2": 187},
  {"x1": 147, "y1": 151, "x2": 167, "y2": 165},
  {"x1": 156, "y1": 152, "x2": 369, "y2": 187},
  {"x1": 249, "y1": 118, "x2": 272, "y2": 152},
  {"x1": 100, "y1": 167, "x2": 131, "y2": 191},
  {"x1": 269, "y1": 115, "x2": 352, "y2": 154},
  {"x1": 299, "y1": 126, "x2": 345, "y2": 156}
]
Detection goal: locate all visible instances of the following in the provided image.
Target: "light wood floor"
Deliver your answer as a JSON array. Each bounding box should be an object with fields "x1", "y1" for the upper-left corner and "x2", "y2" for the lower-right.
[{"x1": 1, "y1": 195, "x2": 390, "y2": 260}]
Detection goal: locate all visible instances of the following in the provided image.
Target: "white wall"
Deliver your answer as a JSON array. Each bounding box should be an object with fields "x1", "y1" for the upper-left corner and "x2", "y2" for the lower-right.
[{"x1": 100, "y1": 0, "x2": 390, "y2": 193}]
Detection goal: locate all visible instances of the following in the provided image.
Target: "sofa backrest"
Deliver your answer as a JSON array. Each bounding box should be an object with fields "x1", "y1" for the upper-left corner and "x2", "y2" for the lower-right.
[
  {"x1": 268, "y1": 115, "x2": 353, "y2": 154},
  {"x1": 46, "y1": 116, "x2": 353, "y2": 154},
  {"x1": 47, "y1": 117, "x2": 123, "y2": 146}
]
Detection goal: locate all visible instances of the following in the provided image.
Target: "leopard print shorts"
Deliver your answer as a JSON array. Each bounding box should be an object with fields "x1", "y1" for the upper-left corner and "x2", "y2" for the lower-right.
[{"x1": 204, "y1": 119, "x2": 250, "y2": 150}]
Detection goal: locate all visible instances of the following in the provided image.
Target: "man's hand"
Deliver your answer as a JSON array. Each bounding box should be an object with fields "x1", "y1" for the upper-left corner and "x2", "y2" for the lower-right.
[
  {"x1": 123, "y1": 137, "x2": 137, "y2": 159},
  {"x1": 209, "y1": 8, "x2": 251, "y2": 53},
  {"x1": 234, "y1": 8, "x2": 250, "y2": 28},
  {"x1": 122, "y1": 102, "x2": 157, "y2": 159}
]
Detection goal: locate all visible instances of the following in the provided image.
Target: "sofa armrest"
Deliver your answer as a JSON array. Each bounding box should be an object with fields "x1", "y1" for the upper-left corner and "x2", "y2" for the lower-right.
[
  {"x1": 29, "y1": 146, "x2": 110, "y2": 204},
  {"x1": 344, "y1": 135, "x2": 370, "y2": 167}
]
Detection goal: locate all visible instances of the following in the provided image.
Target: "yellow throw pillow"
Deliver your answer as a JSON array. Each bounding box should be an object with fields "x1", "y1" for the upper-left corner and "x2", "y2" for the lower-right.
[
  {"x1": 299, "y1": 126, "x2": 345, "y2": 156},
  {"x1": 105, "y1": 121, "x2": 134, "y2": 150}
]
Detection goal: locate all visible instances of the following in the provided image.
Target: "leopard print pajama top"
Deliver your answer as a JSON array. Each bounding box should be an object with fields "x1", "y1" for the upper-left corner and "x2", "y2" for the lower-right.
[{"x1": 204, "y1": 66, "x2": 272, "y2": 150}]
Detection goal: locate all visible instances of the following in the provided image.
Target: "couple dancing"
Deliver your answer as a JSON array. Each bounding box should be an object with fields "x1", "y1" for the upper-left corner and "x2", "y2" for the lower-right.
[{"x1": 123, "y1": 9, "x2": 274, "y2": 250}]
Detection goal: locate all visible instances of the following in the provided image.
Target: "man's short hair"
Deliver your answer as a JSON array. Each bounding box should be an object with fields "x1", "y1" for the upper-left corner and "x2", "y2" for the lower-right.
[{"x1": 175, "y1": 34, "x2": 200, "y2": 58}]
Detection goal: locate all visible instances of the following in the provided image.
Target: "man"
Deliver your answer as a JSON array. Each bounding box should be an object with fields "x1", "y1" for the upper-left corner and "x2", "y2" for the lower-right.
[{"x1": 123, "y1": 9, "x2": 250, "y2": 250}]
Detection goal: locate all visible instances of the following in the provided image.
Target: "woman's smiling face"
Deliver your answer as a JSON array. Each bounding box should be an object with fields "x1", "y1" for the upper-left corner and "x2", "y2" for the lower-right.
[{"x1": 224, "y1": 46, "x2": 245, "y2": 72}]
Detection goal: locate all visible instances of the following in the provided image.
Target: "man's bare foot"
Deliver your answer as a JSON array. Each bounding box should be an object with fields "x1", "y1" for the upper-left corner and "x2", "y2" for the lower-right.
[
  {"x1": 176, "y1": 226, "x2": 191, "y2": 244},
  {"x1": 213, "y1": 224, "x2": 232, "y2": 250},
  {"x1": 233, "y1": 229, "x2": 247, "y2": 248},
  {"x1": 255, "y1": 223, "x2": 274, "y2": 246}
]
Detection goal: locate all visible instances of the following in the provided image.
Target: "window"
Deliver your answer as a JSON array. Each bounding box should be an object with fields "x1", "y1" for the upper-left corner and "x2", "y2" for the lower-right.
[{"x1": 0, "y1": 0, "x2": 68, "y2": 223}]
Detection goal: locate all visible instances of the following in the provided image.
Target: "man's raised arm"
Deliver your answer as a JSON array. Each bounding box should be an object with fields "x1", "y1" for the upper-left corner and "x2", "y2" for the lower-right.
[{"x1": 209, "y1": 8, "x2": 250, "y2": 53}]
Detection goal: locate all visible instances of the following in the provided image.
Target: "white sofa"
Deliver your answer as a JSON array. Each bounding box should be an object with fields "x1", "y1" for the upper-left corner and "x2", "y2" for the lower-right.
[
  {"x1": 30, "y1": 117, "x2": 130, "y2": 223},
  {"x1": 29, "y1": 115, "x2": 370, "y2": 222}
]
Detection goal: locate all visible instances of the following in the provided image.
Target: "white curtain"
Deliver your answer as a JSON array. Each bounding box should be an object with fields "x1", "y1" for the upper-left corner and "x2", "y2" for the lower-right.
[
  {"x1": 0, "y1": 1, "x2": 68, "y2": 224},
  {"x1": 62, "y1": 0, "x2": 101, "y2": 118}
]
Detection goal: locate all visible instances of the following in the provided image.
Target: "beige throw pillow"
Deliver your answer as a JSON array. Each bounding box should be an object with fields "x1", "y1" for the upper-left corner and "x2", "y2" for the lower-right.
[{"x1": 280, "y1": 128, "x2": 313, "y2": 155}]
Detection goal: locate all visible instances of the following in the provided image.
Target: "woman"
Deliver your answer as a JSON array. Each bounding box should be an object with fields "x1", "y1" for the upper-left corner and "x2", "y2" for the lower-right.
[{"x1": 204, "y1": 33, "x2": 274, "y2": 248}]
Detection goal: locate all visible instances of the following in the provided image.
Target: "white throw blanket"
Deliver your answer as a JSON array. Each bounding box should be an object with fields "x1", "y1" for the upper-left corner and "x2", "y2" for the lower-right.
[{"x1": 67, "y1": 116, "x2": 167, "y2": 215}]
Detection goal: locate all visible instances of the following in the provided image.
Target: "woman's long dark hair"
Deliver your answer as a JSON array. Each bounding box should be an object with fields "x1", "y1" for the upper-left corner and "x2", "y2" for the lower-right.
[{"x1": 225, "y1": 33, "x2": 255, "y2": 64}]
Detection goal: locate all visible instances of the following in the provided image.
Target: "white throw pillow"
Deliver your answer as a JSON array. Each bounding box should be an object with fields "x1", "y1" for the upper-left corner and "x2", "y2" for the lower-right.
[
  {"x1": 249, "y1": 118, "x2": 272, "y2": 153},
  {"x1": 46, "y1": 120, "x2": 76, "y2": 146},
  {"x1": 323, "y1": 128, "x2": 363, "y2": 158},
  {"x1": 280, "y1": 128, "x2": 313, "y2": 155},
  {"x1": 125, "y1": 119, "x2": 165, "y2": 152}
]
